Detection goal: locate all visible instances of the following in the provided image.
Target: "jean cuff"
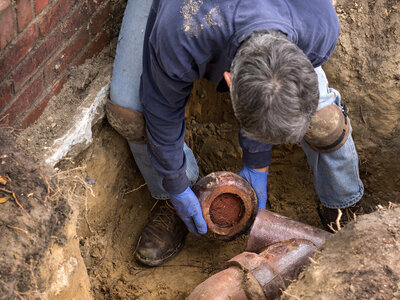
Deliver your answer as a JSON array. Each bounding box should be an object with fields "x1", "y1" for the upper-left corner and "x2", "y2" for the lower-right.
[
  {"x1": 321, "y1": 184, "x2": 364, "y2": 209},
  {"x1": 150, "y1": 193, "x2": 170, "y2": 200}
]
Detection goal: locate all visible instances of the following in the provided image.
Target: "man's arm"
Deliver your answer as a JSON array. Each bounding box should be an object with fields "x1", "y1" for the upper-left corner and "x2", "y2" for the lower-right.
[
  {"x1": 140, "y1": 26, "x2": 199, "y2": 194},
  {"x1": 140, "y1": 27, "x2": 208, "y2": 235},
  {"x1": 141, "y1": 67, "x2": 193, "y2": 194}
]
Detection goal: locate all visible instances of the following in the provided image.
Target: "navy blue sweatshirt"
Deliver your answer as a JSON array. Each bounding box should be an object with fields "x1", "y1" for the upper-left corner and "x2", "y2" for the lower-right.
[{"x1": 140, "y1": 0, "x2": 340, "y2": 194}]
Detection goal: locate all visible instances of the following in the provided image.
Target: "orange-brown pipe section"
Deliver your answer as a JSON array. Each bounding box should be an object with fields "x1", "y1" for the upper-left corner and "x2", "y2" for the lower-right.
[{"x1": 246, "y1": 209, "x2": 331, "y2": 253}]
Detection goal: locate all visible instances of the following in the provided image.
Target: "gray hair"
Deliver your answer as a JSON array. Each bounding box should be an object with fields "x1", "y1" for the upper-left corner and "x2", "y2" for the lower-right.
[{"x1": 230, "y1": 30, "x2": 319, "y2": 144}]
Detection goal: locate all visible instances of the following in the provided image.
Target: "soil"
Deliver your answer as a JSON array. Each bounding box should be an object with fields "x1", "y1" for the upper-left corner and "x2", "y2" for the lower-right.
[
  {"x1": 282, "y1": 205, "x2": 400, "y2": 299},
  {"x1": 3, "y1": 0, "x2": 400, "y2": 298},
  {"x1": 324, "y1": 0, "x2": 400, "y2": 207},
  {"x1": 0, "y1": 130, "x2": 71, "y2": 299}
]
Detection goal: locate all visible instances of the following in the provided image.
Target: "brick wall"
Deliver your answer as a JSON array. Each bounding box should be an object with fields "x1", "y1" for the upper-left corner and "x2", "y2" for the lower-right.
[{"x1": 0, "y1": 0, "x2": 124, "y2": 128}]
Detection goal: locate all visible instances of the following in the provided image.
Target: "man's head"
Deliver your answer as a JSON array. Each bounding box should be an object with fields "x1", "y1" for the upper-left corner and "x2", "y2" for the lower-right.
[{"x1": 227, "y1": 30, "x2": 319, "y2": 144}]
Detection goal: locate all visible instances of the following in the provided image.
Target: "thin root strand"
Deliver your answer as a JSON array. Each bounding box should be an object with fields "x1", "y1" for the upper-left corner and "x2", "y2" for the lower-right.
[{"x1": 0, "y1": 187, "x2": 24, "y2": 210}]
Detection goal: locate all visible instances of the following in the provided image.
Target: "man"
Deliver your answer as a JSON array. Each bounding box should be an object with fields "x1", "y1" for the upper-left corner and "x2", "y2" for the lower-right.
[{"x1": 107, "y1": 0, "x2": 364, "y2": 267}]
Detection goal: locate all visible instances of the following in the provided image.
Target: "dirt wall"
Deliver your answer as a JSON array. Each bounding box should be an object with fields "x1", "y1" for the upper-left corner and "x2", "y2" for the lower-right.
[
  {"x1": 0, "y1": 131, "x2": 92, "y2": 299},
  {"x1": 323, "y1": 0, "x2": 400, "y2": 205}
]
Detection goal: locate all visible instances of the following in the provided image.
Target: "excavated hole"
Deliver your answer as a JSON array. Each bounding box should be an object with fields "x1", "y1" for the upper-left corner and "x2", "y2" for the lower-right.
[{"x1": 11, "y1": 0, "x2": 400, "y2": 295}]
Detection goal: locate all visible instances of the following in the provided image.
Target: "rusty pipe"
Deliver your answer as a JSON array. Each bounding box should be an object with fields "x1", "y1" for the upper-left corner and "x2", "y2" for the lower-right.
[
  {"x1": 194, "y1": 171, "x2": 258, "y2": 241},
  {"x1": 246, "y1": 209, "x2": 331, "y2": 253}
]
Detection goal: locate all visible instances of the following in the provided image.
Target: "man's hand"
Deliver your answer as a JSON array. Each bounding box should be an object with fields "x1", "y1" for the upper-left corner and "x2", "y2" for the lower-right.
[
  {"x1": 238, "y1": 165, "x2": 269, "y2": 210},
  {"x1": 169, "y1": 187, "x2": 208, "y2": 236}
]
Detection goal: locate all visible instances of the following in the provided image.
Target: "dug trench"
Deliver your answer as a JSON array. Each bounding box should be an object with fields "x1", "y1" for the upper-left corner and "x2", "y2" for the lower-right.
[{"x1": 2, "y1": 0, "x2": 400, "y2": 298}]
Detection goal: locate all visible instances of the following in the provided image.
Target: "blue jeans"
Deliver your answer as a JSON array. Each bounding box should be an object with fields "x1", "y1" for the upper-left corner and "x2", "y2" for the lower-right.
[{"x1": 110, "y1": 0, "x2": 363, "y2": 208}]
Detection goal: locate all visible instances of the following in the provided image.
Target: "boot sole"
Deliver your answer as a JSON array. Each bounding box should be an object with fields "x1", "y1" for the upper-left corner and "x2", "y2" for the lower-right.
[{"x1": 134, "y1": 237, "x2": 186, "y2": 267}]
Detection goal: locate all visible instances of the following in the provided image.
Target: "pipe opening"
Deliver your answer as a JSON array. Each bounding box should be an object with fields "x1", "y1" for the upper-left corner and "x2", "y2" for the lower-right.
[{"x1": 209, "y1": 193, "x2": 244, "y2": 227}]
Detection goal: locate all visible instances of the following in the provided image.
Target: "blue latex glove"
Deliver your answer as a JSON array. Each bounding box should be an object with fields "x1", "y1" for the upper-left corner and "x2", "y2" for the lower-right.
[
  {"x1": 169, "y1": 187, "x2": 208, "y2": 236},
  {"x1": 238, "y1": 165, "x2": 269, "y2": 210}
]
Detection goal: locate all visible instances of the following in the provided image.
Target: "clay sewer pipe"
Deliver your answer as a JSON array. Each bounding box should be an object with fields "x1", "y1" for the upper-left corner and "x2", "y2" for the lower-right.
[
  {"x1": 194, "y1": 171, "x2": 258, "y2": 241},
  {"x1": 246, "y1": 209, "x2": 332, "y2": 253},
  {"x1": 194, "y1": 171, "x2": 331, "y2": 246},
  {"x1": 187, "y1": 211, "x2": 331, "y2": 299},
  {"x1": 187, "y1": 238, "x2": 318, "y2": 300},
  {"x1": 191, "y1": 171, "x2": 332, "y2": 299}
]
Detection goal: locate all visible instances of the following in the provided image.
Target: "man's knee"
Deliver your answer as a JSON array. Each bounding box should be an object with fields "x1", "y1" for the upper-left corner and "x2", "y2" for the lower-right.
[
  {"x1": 105, "y1": 100, "x2": 147, "y2": 144},
  {"x1": 304, "y1": 104, "x2": 350, "y2": 153}
]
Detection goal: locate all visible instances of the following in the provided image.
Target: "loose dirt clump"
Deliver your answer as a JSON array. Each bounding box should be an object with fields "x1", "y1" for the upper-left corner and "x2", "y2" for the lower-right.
[
  {"x1": 0, "y1": 130, "x2": 71, "y2": 299},
  {"x1": 283, "y1": 205, "x2": 400, "y2": 299}
]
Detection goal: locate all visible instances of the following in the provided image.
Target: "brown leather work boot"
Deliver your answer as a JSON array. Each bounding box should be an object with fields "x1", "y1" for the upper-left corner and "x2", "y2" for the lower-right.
[
  {"x1": 135, "y1": 200, "x2": 188, "y2": 266},
  {"x1": 317, "y1": 202, "x2": 364, "y2": 233}
]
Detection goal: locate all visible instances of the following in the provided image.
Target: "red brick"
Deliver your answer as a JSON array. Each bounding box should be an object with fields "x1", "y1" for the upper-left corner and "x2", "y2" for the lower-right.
[
  {"x1": 34, "y1": 0, "x2": 49, "y2": 14},
  {"x1": 0, "y1": 24, "x2": 37, "y2": 81},
  {"x1": 0, "y1": 80, "x2": 13, "y2": 111},
  {"x1": 38, "y1": 0, "x2": 75, "y2": 36},
  {"x1": 62, "y1": 0, "x2": 90, "y2": 39},
  {"x1": 16, "y1": 0, "x2": 32, "y2": 32},
  {"x1": 89, "y1": 1, "x2": 112, "y2": 36},
  {"x1": 0, "y1": 0, "x2": 11, "y2": 11},
  {"x1": 22, "y1": 75, "x2": 66, "y2": 128},
  {"x1": 0, "y1": 75, "x2": 43, "y2": 125},
  {"x1": 11, "y1": 27, "x2": 63, "y2": 92},
  {"x1": 44, "y1": 27, "x2": 89, "y2": 85},
  {"x1": 0, "y1": 6, "x2": 15, "y2": 50}
]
